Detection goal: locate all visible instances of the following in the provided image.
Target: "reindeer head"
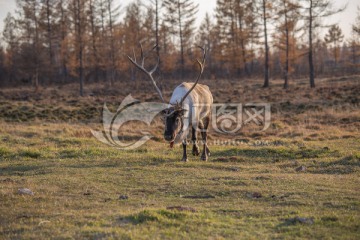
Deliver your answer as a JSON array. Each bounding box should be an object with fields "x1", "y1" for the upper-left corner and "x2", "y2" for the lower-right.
[
  {"x1": 162, "y1": 103, "x2": 187, "y2": 142},
  {"x1": 128, "y1": 43, "x2": 206, "y2": 146}
]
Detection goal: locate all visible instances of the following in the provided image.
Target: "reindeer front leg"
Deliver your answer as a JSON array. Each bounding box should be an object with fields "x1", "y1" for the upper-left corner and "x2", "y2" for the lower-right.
[
  {"x1": 200, "y1": 117, "x2": 210, "y2": 161},
  {"x1": 192, "y1": 127, "x2": 200, "y2": 156},
  {"x1": 200, "y1": 130, "x2": 208, "y2": 161},
  {"x1": 182, "y1": 140, "x2": 188, "y2": 162}
]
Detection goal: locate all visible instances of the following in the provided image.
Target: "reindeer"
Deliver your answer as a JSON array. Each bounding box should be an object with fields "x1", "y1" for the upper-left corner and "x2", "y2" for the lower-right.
[{"x1": 128, "y1": 44, "x2": 213, "y2": 162}]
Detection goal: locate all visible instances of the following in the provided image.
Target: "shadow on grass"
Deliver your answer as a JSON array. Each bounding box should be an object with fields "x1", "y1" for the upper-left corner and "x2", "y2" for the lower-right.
[
  {"x1": 0, "y1": 164, "x2": 43, "y2": 176},
  {"x1": 118, "y1": 209, "x2": 186, "y2": 225},
  {"x1": 1, "y1": 148, "x2": 43, "y2": 160},
  {"x1": 44, "y1": 137, "x2": 82, "y2": 147},
  {"x1": 67, "y1": 156, "x2": 171, "y2": 169},
  {"x1": 67, "y1": 162, "x2": 121, "y2": 169},
  {"x1": 211, "y1": 147, "x2": 337, "y2": 161},
  {"x1": 276, "y1": 217, "x2": 314, "y2": 228},
  {"x1": 310, "y1": 155, "x2": 360, "y2": 175}
]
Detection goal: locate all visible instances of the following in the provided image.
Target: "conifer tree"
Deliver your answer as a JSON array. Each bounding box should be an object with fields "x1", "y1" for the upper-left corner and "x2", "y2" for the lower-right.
[{"x1": 163, "y1": 0, "x2": 198, "y2": 78}]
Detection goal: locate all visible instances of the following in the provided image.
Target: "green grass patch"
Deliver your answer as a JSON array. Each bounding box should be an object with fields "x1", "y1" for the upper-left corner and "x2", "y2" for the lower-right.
[
  {"x1": 18, "y1": 149, "x2": 42, "y2": 159},
  {"x1": 0, "y1": 123, "x2": 359, "y2": 239},
  {"x1": 0, "y1": 146, "x2": 11, "y2": 158}
]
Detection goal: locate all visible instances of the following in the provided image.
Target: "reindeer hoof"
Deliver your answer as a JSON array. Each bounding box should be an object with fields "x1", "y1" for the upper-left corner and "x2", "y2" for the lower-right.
[
  {"x1": 192, "y1": 145, "x2": 200, "y2": 156},
  {"x1": 201, "y1": 155, "x2": 208, "y2": 161},
  {"x1": 182, "y1": 157, "x2": 188, "y2": 162},
  {"x1": 206, "y1": 147, "x2": 210, "y2": 156}
]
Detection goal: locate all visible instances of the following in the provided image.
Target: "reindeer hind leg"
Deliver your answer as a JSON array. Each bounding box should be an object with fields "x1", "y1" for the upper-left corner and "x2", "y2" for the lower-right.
[
  {"x1": 182, "y1": 140, "x2": 188, "y2": 162},
  {"x1": 192, "y1": 127, "x2": 200, "y2": 156}
]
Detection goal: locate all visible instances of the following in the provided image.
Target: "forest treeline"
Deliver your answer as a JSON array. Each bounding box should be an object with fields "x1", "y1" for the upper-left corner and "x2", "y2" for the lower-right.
[{"x1": 0, "y1": 0, "x2": 359, "y2": 95}]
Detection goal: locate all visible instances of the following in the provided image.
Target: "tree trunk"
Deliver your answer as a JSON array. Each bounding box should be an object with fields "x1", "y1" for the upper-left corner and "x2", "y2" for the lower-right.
[
  {"x1": 238, "y1": 14, "x2": 249, "y2": 77},
  {"x1": 59, "y1": 0, "x2": 68, "y2": 83},
  {"x1": 89, "y1": 0, "x2": 99, "y2": 82},
  {"x1": 33, "y1": 1, "x2": 40, "y2": 91},
  {"x1": 262, "y1": 0, "x2": 270, "y2": 88},
  {"x1": 334, "y1": 39, "x2": 338, "y2": 67},
  {"x1": 46, "y1": 0, "x2": 53, "y2": 66},
  {"x1": 155, "y1": 0, "x2": 160, "y2": 58},
  {"x1": 308, "y1": 3, "x2": 315, "y2": 88},
  {"x1": 284, "y1": 5, "x2": 289, "y2": 89},
  {"x1": 75, "y1": 0, "x2": 84, "y2": 96},
  {"x1": 108, "y1": 0, "x2": 116, "y2": 87},
  {"x1": 34, "y1": 67, "x2": 39, "y2": 91},
  {"x1": 177, "y1": 0, "x2": 184, "y2": 79}
]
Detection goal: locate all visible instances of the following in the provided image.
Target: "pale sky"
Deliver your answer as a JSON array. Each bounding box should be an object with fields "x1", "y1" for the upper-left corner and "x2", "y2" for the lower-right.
[{"x1": 0, "y1": 0, "x2": 358, "y2": 40}]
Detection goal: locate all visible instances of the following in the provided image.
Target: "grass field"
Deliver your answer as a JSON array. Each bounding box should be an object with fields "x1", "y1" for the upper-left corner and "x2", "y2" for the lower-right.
[{"x1": 0, "y1": 76, "x2": 359, "y2": 239}]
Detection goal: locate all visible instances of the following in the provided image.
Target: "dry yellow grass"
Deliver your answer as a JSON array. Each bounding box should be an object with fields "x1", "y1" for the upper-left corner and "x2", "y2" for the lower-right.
[{"x1": 0, "y1": 76, "x2": 359, "y2": 239}]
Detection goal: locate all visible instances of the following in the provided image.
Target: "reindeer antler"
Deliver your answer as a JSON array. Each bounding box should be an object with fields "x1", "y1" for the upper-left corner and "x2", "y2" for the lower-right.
[
  {"x1": 179, "y1": 46, "x2": 207, "y2": 104},
  {"x1": 127, "y1": 43, "x2": 165, "y2": 103}
]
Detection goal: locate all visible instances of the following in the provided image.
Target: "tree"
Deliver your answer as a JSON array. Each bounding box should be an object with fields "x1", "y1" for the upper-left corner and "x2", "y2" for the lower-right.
[
  {"x1": 158, "y1": 21, "x2": 177, "y2": 76},
  {"x1": 54, "y1": 0, "x2": 70, "y2": 83},
  {"x1": 87, "y1": 0, "x2": 101, "y2": 82},
  {"x1": 215, "y1": 0, "x2": 256, "y2": 78},
  {"x1": 245, "y1": 1, "x2": 260, "y2": 76},
  {"x1": 236, "y1": 0, "x2": 252, "y2": 77},
  {"x1": 300, "y1": 0, "x2": 346, "y2": 88},
  {"x1": 257, "y1": 0, "x2": 273, "y2": 88},
  {"x1": 0, "y1": 47, "x2": 6, "y2": 86},
  {"x1": 324, "y1": 25, "x2": 344, "y2": 66},
  {"x1": 312, "y1": 38, "x2": 327, "y2": 75},
  {"x1": 104, "y1": 0, "x2": 121, "y2": 87},
  {"x1": 275, "y1": 0, "x2": 300, "y2": 89},
  {"x1": 16, "y1": 0, "x2": 43, "y2": 90},
  {"x1": 148, "y1": 0, "x2": 162, "y2": 58},
  {"x1": 196, "y1": 13, "x2": 216, "y2": 77},
  {"x1": 215, "y1": 0, "x2": 236, "y2": 77},
  {"x1": 347, "y1": 7, "x2": 360, "y2": 72},
  {"x1": 143, "y1": 6, "x2": 156, "y2": 44},
  {"x1": 123, "y1": 1, "x2": 143, "y2": 82},
  {"x1": 40, "y1": 0, "x2": 55, "y2": 69},
  {"x1": 163, "y1": 0, "x2": 198, "y2": 78},
  {"x1": 2, "y1": 13, "x2": 20, "y2": 83},
  {"x1": 69, "y1": 0, "x2": 86, "y2": 96},
  {"x1": 353, "y1": 7, "x2": 360, "y2": 37}
]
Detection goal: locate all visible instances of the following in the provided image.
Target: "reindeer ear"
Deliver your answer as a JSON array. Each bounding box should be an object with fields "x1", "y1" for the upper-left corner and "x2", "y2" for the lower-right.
[
  {"x1": 178, "y1": 109, "x2": 187, "y2": 116},
  {"x1": 162, "y1": 108, "x2": 174, "y2": 116},
  {"x1": 161, "y1": 109, "x2": 168, "y2": 115}
]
